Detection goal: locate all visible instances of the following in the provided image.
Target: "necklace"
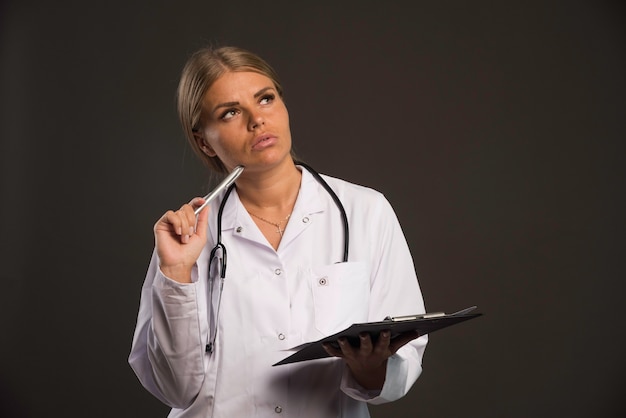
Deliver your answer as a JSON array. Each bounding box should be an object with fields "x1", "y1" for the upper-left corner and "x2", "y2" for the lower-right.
[{"x1": 249, "y1": 212, "x2": 292, "y2": 237}]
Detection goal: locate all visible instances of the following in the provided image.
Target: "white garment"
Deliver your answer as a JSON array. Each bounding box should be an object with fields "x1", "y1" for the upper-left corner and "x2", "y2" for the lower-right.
[{"x1": 129, "y1": 168, "x2": 427, "y2": 418}]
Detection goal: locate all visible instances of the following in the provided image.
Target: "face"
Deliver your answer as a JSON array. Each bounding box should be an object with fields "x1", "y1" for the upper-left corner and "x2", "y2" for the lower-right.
[{"x1": 195, "y1": 71, "x2": 292, "y2": 173}]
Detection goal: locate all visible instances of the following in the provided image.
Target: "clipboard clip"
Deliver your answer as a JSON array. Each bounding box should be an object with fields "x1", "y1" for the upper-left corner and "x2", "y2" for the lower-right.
[{"x1": 383, "y1": 306, "x2": 477, "y2": 322}]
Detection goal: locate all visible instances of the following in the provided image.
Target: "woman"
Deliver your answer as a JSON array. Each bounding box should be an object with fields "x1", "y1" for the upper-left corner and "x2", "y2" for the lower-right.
[{"x1": 129, "y1": 46, "x2": 428, "y2": 417}]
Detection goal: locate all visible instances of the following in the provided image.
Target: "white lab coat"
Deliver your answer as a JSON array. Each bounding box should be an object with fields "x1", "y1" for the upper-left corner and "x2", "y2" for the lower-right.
[{"x1": 129, "y1": 168, "x2": 427, "y2": 417}]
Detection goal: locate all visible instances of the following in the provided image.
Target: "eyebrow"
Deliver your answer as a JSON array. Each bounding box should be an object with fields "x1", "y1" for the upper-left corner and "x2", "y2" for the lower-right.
[{"x1": 212, "y1": 86, "x2": 275, "y2": 114}]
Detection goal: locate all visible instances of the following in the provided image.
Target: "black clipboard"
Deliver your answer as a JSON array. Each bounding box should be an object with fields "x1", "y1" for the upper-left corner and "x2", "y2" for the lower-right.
[{"x1": 273, "y1": 306, "x2": 482, "y2": 366}]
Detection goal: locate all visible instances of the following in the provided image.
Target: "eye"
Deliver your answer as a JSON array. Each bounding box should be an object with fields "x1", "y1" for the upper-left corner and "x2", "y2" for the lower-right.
[
  {"x1": 259, "y1": 93, "x2": 275, "y2": 105},
  {"x1": 220, "y1": 109, "x2": 239, "y2": 120}
]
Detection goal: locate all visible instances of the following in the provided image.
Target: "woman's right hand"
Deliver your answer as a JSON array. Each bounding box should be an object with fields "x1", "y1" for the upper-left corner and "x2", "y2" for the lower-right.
[{"x1": 153, "y1": 197, "x2": 209, "y2": 283}]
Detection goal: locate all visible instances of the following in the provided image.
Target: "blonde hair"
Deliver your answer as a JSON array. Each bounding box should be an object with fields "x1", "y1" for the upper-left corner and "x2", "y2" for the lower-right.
[{"x1": 177, "y1": 46, "x2": 286, "y2": 174}]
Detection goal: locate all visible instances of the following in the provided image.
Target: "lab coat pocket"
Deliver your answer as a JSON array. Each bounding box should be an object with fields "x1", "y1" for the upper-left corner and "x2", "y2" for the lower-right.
[{"x1": 311, "y1": 261, "x2": 370, "y2": 336}]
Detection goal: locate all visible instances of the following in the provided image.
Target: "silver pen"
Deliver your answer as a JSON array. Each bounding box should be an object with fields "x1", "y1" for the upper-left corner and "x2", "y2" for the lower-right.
[{"x1": 194, "y1": 165, "x2": 245, "y2": 215}]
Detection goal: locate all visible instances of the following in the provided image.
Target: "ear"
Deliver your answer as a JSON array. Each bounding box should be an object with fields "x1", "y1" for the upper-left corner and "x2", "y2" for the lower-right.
[{"x1": 193, "y1": 131, "x2": 217, "y2": 157}]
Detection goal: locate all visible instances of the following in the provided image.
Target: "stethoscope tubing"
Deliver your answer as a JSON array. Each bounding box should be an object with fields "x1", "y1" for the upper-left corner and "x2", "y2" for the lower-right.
[
  {"x1": 210, "y1": 162, "x2": 349, "y2": 279},
  {"x1": 204, "y1": 162, "x2": 349, "y2": 354}
]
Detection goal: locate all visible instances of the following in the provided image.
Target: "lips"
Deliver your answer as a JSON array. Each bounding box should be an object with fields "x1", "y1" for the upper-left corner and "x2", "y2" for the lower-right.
[{"x1": 252, "y1": 133, "x2": 277, "y2": 150}]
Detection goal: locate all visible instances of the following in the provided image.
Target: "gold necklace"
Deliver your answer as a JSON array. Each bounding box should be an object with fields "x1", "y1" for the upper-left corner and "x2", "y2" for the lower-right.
[{"x1": 249, "y1": 212, "x2": 292, "y2": 237}]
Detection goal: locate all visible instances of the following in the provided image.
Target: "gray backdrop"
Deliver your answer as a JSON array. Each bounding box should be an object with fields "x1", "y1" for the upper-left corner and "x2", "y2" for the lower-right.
[{"x1": 1, "y1": 1, "x2": 624, "y2": 417}]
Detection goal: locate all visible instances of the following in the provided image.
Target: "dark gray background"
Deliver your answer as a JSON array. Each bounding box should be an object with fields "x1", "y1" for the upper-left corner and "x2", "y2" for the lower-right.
[{"x1": 1, "y1": 1, "x2": 624, "y2": 417}]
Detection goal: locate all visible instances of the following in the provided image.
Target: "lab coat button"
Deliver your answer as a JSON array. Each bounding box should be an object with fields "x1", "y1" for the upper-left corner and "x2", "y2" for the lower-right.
[
  {"x1": 275, "y1": 406, "x2": 283, "y2": 413},
  {"x1": 236, "y1": 226, "x2": 243, "y2": 233},
  {"x1": 302, "y1": 216, "x2": 310, "y2": 223},
  {"x1": 318, "y1": 277, "x2": 328, "y2": 286},
  {"x1": 278, "y1": 333, "x2": 286, "y2": 340},
  {"x1": 274, "y1": 268, "x2": 282, "y2": 276}
]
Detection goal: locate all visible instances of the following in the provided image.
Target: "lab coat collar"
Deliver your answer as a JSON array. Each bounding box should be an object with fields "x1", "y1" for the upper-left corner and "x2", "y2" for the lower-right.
[{"x1": 217, "y1": 166, "x2": 326, "y2": 250}]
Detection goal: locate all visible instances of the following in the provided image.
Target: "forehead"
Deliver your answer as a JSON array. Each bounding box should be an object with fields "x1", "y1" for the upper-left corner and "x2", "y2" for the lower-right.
[{"x1": 204, "y1": 71, "x2": 275, "y2": 103}]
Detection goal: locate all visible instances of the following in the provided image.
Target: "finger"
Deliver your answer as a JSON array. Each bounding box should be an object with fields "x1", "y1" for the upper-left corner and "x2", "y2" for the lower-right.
[
  {"x1": 176, "y1": 207, "x2": 191, "y2": 244},
  {"x1": 388, "y1": 330, "x2": 420, "y2": 354},
  {"x1": 177, "y1": 203, "x2": 200, "y2": 244},
  {"x1": 181, "y1": 203, "x2": 199, "y2": 233},
  {"x1": 372, "y1": 330, "x2": 391, "y2": 355},
  {"x1": 322, "y1": 342, "x2": 344, "y2": 358},
  {"x1": 358, "y1": 332, "x2": 374, "y2": 354},
  {"x1": 156, "y1": 210, "x2": 182, "y2": 235},
  {"x1": 189, "y1": 196, "x2": 205, "y2": 212},
  {"x1": 194, "y1": 200, "x2": 209, "y2": 240},
  {"x1": 337, "y1": 337, "x2": 355, "y2": 358}
]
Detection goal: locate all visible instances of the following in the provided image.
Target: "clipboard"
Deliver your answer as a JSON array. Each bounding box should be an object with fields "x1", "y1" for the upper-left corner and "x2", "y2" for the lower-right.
[{"x1": 273, "y1": 306, "x2": 482, "y2": 366}]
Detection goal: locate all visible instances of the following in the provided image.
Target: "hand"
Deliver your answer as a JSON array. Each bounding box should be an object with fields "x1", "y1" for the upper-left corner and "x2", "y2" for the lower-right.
[
  {"x1": 322, "y1": 330, "x2": 420, "y2": 390},
  {"x1": 153, "y1": 197, "x2": 209, "y2": 283}
]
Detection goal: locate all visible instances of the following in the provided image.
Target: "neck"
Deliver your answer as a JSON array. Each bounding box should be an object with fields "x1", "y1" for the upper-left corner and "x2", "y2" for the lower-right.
[{"x1": 236, "y1": 161, "x2": 302, "y2": 213}]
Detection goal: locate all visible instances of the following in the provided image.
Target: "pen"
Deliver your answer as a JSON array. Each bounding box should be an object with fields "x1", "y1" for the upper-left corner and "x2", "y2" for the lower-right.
[{"x1": 194, "y1": 165, "x2": 245, "y2": 215}]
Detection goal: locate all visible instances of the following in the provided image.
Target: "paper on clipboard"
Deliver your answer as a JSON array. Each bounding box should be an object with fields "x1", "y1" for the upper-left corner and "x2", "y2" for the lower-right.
[{"x1": 273, "y1": 306, "x2": 482, "y2": 366}]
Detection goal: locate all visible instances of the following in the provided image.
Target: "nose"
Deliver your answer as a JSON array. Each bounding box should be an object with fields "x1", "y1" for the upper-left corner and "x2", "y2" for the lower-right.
[{"x1": 247, "y1": 111, "x2": 264, "y2": 131}]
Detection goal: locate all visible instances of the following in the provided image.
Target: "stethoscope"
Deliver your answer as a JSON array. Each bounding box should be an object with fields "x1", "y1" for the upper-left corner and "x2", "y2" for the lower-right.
[{"x1": 205, "y1": 162, "x2": 349, "y2": 354}]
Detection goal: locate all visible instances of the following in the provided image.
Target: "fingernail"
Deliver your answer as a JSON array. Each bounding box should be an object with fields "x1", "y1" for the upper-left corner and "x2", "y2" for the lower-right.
[
  {"x1": 182, "y1": 235, "x2": 189, "y2": 244},
  {"x1": 189, "y1": 226, "x2": 195, "y2": 235}
]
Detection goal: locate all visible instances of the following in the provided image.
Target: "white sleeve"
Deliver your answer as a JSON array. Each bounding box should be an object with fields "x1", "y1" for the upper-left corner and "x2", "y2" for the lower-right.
[
  {"x1": 340, "y1": 193, "x2": 428, "y2": 403},
  {"x1": 128, "y1": 251, "x2": 206, "y2": 409}
]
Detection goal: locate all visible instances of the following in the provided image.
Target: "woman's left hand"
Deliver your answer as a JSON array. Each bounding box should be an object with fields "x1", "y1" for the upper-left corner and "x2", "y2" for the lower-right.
[{"x1": 322, "y1": 330, "x2": 420, "y2": 390}]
